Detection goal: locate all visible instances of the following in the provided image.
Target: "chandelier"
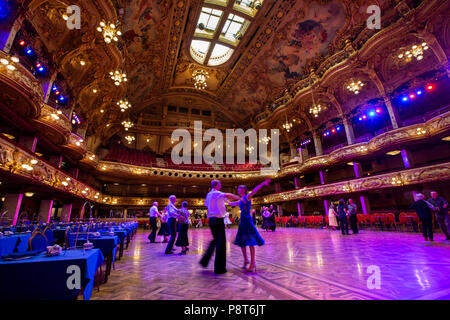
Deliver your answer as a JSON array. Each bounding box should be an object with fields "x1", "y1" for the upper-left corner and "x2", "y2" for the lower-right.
[
  {"x1": 308, "y1": 79, "x2": 322, "y2": 118},
  {"x1": 97, "y1": 21, "x2": 122, "y2": 43},
  {"x1": 398, "y1": 42, "x2": 429, "y2": 62},
  {"x1": 125, "y1": 135, "x2": 135, "y2": 144},
  {"x1": 117, "y1": 100, "x2": 131, "y2": 112},
  {"x1": 110, "y1": 70, "x2": 127, "y2": 86},
  {"x1": 309, "y1": 104, "x2": 321, "y2": 118},
  {"x1": 192, "y1": 69, "x2": 209, "y2": 90},
  {"x1": 282, "y1": 114, "x2": 292, "y2": 133},
  {"x1": 121, "y1": 120, "x2": 134, "y2": 131},
  {"x1": 347, "y1": 80, "x2": 365, "y2": 95},
  {"x1": 0, "y1": 55, "x2": 20, "y2": 71}
]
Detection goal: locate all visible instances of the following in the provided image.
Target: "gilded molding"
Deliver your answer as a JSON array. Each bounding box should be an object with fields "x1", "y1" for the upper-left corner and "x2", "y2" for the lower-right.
[
  {"x1": 0, "y1": 50, "x2": 43, "y2": 118},
  {"x1": 0, "y1": 135, "x2": 101, "y2": 202},
  {"x1": 32, "y1": 104, "x2": 72, "y2": 145},
  {"x1": 253, "y1": 162, "x2": 450, "y2": 205},
  {"x1": 279, "y1": 111, "x2": 450, "y2": 176}
]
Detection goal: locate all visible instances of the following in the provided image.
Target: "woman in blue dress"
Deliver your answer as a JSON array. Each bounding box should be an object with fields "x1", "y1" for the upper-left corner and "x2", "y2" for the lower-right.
[{"x1": 228, "y1": 179, "x2": 271, "y2": 273}]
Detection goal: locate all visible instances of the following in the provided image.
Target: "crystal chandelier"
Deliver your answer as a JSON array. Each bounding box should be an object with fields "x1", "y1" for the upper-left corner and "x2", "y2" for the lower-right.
[
  {"x1": 125, "y1": 135, "x2": 135, "y2": 144},
  {"x1": 110, "y1": 70, "x2": 127, "y2": 86},
  {"x1": 347, "y1": 80, "x2": 365, "y2": 95},
  {"x1": 309, "y1": 104, "x2": 321, "y2": 118},
  {"x1": 398, "y1": 42, "x2": 429, "y2": 62},
  {"x1": 117, "y1": 100, "x2": 131, "y2": 112},
  {"x1": 282, "y1": 114, "x2": 292, "y2": 132},
  {"x1": 97, "y1": 21, "x2": 122, "y2": 43},
  {"x1": 309, "y1": 79, "x2": 322, "y2": 118},
  {"x1": 192, "y1": 69, "x2": 209, "y2": 90},
  {"x1": 0, "y1": 55, "x2": 20, "y2": 71},
  {"x1": 122, "y1": 120, "x2": 134, "y2": 131}
]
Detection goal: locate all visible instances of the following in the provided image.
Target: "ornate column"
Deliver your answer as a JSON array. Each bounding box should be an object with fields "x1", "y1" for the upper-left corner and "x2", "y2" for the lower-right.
[
  {"x1": 353, "y1": 162, "x2": 371, "y2": 214},
  {"x1": 61, "y1": 204, "x2": 73, "y2": 222},
  {"x1": 312, "y1": 130, "x2": 323, "y2": 156},
  {"x1": 294, "y1": 176, "x2": 301, "y2": 189},
  {"x1": 1, "y1": 194, "x2": 23, "y2": 225},
  {"x1": 297, "y1": 202, "x2": 304, "y2": 216},
  {"x1": 43, "y1": 72, "x2": 58, "y2": 104},
  {"x1": 1, "y1": 14, "x2": 25, "y2": 53},
  {"x1": 343, "y1": 116, "x2": 356, "y2": 145},
  {"x1": 38, "y1": 200, "x2": 54, "y2": 223},
  {"x1": 400, "y1": 149, "x2": 415, "y2": 168},
  {"x1": 298, "y1": 146, "x2": 309, "y2": 163},
  {"x1": 416, "y1": 29, "x2": 449, "y2": 78},
  {"x1": 363, "y1": 62, "x2": 401, "y2": 129}
]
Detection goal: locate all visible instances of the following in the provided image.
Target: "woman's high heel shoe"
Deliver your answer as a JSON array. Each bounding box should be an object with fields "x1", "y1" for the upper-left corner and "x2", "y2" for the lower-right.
[
  {"x1": 245, "y1": 264, "x2": 256, "y2": 273},
  {"x1": 242, "y1": 260, "x2": 249, "y2": 269}
]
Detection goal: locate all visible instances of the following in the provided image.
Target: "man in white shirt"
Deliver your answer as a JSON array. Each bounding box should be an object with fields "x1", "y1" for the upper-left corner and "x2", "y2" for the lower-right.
[
  {"x1": 148, "y1": 202, "x2": 161, "y2": 243},
  {"x1": 165, "y1": 195, "x2": 179, "y2": 254},
  {"x1": 200, "y1": 180, "x2": 240, "y2": 274}
]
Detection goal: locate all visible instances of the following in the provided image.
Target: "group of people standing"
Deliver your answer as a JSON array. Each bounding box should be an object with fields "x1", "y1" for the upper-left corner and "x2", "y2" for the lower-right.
[
  {"x1": 328, "y1": 198, "x2": 359, "y2": 235},
  {"x1": 410, "y1": 191, "x2": 449, "y2": 241},
  {"x1": 147, "y1": 198, "x2": 191, "y2": 255},
  {"x1": 260, "y1": 205, "x2": 277, "y2": 232}
]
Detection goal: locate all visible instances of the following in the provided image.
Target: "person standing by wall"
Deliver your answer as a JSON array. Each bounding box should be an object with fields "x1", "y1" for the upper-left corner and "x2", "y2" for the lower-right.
[
  {"x1": 428, "y1": 191, "x2": 449, "y2": 240},
  {"x1": 410, "y1": 193, "x2": 434, "y2": 241},
  {"x1": 347, "y1": 199, "x2": 358, "y2": 234}
]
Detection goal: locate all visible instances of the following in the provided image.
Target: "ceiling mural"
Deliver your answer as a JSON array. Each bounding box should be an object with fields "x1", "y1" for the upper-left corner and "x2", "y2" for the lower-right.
[
  {"x1": 122, "y1": 0, "x2": 172, "y2": 104},
  {"x1": 221, "y1": 0, "x2": 346, "y2": 118}
]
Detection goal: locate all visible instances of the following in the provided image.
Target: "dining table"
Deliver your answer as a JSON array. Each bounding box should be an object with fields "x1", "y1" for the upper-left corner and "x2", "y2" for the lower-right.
[
  {"x1": 68, "y1": 234, "x2": 119, "y2": 283},
  {"x1": 0, "y1": 248, "x2": 104, "y2": 300},
  {"x1": 0, "y1": 233, "x2": 31, "y2": 257}
]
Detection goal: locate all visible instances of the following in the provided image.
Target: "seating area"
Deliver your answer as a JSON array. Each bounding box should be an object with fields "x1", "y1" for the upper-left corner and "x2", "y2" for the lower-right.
[
  {"x1": 0, "y1": 220, "x2": 138, "y2": 299},
  {"x1": 103, "y1": 146, "x2": 265, "y2": 171},
  {"x1": 272, "y1": 212, "x2": 432, "y2": 233}
]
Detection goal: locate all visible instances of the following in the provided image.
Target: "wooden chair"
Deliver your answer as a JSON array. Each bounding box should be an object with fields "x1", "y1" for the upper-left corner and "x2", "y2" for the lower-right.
[{"x1": 28, "y1": 230, "x2": 48, "y2": 251}]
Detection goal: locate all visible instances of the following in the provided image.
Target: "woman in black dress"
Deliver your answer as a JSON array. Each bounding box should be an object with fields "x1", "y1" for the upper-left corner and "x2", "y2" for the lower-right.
[
  {"x1": 175, "y1": 201, "x2": 190, "y2": 254},
  {"x1": 157, "y1": 208, "x2": 170, "y2": 242}
]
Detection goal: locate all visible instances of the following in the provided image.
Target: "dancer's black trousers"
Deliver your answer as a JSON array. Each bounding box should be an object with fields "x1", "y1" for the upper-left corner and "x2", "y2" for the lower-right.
[
  {"x1": 349, "y1": 214, "x2": 358, "y2": 234},
  {"x1": 165, "y1": 218, "x2": 177, "y2": 253},
  {"x1": 200, "y1": 217, "x2": 226, "y2": 273},
  {"x1": 148, "y1": 217, "x2": 157, "y2": 242}
]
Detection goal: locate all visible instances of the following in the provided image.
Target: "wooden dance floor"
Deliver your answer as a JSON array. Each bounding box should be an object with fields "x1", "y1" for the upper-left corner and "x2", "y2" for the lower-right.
[{"x1": 91, "y1": 228, "x2": 450, "y2": 300}]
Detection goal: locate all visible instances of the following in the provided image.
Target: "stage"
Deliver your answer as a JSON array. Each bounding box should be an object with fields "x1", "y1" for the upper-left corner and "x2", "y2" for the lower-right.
[{"x1": 91, "y1": 227, "x2": 450, "y2": 300}]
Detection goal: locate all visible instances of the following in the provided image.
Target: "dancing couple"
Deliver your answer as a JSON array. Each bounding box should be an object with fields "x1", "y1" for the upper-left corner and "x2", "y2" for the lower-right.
[{"x1": 200, "y1": 178, "x2": 271, "y2": 274}]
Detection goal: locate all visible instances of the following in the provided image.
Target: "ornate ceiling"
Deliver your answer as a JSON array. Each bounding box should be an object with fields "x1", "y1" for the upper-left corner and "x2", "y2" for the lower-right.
[{"x1": 13, "y1": 0, "x2": 450, "y2": 144}]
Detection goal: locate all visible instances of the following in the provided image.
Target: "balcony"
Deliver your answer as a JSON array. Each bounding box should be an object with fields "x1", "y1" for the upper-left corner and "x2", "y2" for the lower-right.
[
  {"x1": 32, "y1": 104, "x2": 72, "y2": 145},
  {"x1": 0, "y1": 50, "x2": 43, "y2": 119},
  {"x1": 61, "y1": 133, "x2": 87, "y2": 160}
]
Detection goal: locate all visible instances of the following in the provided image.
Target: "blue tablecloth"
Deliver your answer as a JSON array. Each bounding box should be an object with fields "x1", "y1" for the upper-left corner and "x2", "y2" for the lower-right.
[
  {"x1": 0, "y1": 248, "x2": 104, "y2": 300},
  {"x1": 0, "y1": 233, "x2": 31, "y2": 257},
  {"x1": 68, "y1": 235, "x2": 118, "y2": 260}
]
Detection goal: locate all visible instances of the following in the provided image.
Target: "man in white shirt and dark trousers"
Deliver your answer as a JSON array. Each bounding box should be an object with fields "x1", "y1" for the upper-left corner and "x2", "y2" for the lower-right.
[
  {"x1": 165, "y1": 195, "x2": 179, "y2": 254},
  {"x1": 148, "y1": 202, "x2": 161, "y2": 243},
  {"x1": 200, "y1": 180, "x2": 240, "y2": 274}
]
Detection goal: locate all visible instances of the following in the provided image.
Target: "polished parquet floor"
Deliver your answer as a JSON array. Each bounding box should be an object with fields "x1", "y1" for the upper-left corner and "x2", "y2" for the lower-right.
[{"x1": 90, "y1": 227, "x2": 450, "y2": 300}]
